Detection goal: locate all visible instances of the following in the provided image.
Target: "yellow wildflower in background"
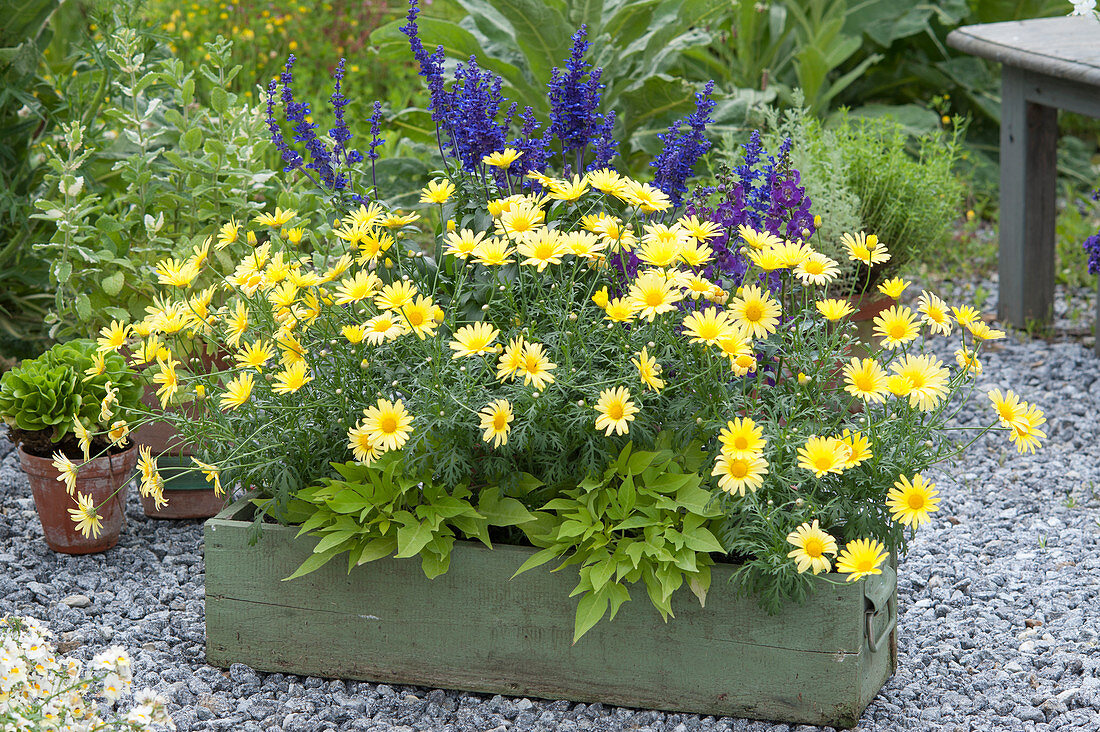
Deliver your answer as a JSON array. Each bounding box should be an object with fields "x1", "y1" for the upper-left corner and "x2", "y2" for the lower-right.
[
  {"x1": 236, "y1": 340, "x2": 275, "y2": 370},
  {"x1": 623, "y1": 181, "x2": 671, "y2": 212},
  {"x1": 835, "y1": 429, "x2": 872, "y2": 468},
  {"x1": 786, "y1": 520, "x2": 838, "y2": 574},
  {"x1": 593, "y1": 386, "x2": 638, "y2": 436},
  {"x1": 736, "y1": 225, "x2": 782, "y2": 250},
  {"x1": 887, "y1": 474, "x2": 940, "y2": 529},
  {"x1": 347, "y1": 423, "x2": 381, "y2": 465},
  {"x1": 954, "y1": 348, "x2": 982, "y2": 375},
  {"x1": 108, "y1": 420, "x2": 130, "y2": 448},
  {"x1": 548, "y1": 174, "x2": 589, "y2": 202},
  {"x1": 253, "y1": 207, "x2": 296, "y2": 227},
  {"x1": 836, "y1": 538, "x2": 888, "y2": 581},
  {"x1": 478, "y1": 399, "x2": 514, "y2": 448},
  {"x1": 152, "y1": 356, "x2": 179, "y2": 409},
  {"x1": 967, "y1": 321, "x2": 1005, "y2": 341}
]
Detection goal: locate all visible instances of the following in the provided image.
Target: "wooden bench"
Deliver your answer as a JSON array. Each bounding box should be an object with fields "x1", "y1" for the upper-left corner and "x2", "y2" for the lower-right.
[{"x1": 947, "y1": 16, "x2": 1100, "y2": 341}]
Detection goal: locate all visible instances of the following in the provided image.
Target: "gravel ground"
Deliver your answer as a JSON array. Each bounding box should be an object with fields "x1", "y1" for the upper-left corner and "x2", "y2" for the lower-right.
[{"x1": 2, "y1": 283, "x2": 1100, "y2": 732}]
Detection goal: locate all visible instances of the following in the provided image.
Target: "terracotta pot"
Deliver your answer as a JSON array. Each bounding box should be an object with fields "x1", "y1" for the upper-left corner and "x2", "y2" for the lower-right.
[
  {"x1": 19, "y1": 445, "x2": 138, "y2": 555},
  {"x1": 847, "y1": 293, "x2": 896, "y2": 358},
  {"x1": 138, "y1": 456, "x2": 225, "y2": 520},
  {"x1": 134, "y1": 348, "x2": 228, "y2": 456}
]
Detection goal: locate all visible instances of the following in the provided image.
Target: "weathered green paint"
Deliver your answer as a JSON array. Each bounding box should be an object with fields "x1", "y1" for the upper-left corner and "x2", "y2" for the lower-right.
[{"x1": 205, "y1": 499, "x2": 896, "y2": 728}]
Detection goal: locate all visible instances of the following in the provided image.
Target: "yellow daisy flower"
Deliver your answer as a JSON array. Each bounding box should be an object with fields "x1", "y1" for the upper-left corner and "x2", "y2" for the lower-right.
[
  {"x1": 220, "y1": 373, "x2": 254, "y2": 411},
  {"x1": 52, "y1": 452, "x2": 79, "y2": 495},
  {"x1": 887, "y1": 474, "x2": 940, "y2": 529},
  {"x1": 841, "y1": 232, "x2": 890, "y2": 266},
  {"x1": 816, "y1": 298, "x2": 854, "y2": 321},
  {"x1": 443, "y1": 229, "x2": 486, "y2": 259},
  {"x1": 362, "y1": 398, "x2": 413, "y2": 452},
  {"x1": 872, "y1": 305, "x2": 920, "y2": 349},
  {"x1": 794, "y1": 252, "x2": 840, "y2": 285},
  {"x1": 482, "y1": 148, "x2": 522, "y2": 168},
  {"x1": 842, "y1": 357, "x2": 889, "y2": 404},
  {"x1": 547, "y1": 174, "x2": 589, "y2": 202},
  {"x1": 347, "y1": 423, "x2": 382, "y2": 465},
  {"x1": 836, "y1": 538, "x2": 889, "y2": 582},
  {"x1": 718, "y1": 417, "x2": 765, "y2": 459},
  {"x1": 729, "y1": 285, "x2": 781, "y2": 339},
  {"x1": 216, "y1": 218, "x2": 241, "y2": 249},
  {"x1": 73, "y1": 418, "x2": 91, "y2": 461},
  {"x1": 736, "y1": 225, "x2": 782, "y2": 250},
  {"x1": 1009, "y1": 404, "x2": 1046, "y2": 454},
  {"x1": 628, "y1": 270, "x2": 683, "y2": 322},
  {"x1": 419, "y1": 178, "x2": 455, "y2": 204},
  {"x1": 951, "y1": 304, "x2": 981, "y2": 329},
  {"x1": 236, "y1": 339, "x2": 275, "y2": 370},
  {"x1": 517, "y1": 229, "x2": 567, "y2": 271},
  {"x1": 678, "y1": 215, "x2": 722, "y2": 242},
  {"x1": 623, "y1": 181, "x2": 671, "y2": 212},
  {"x1": 192, "y1": 459, "x2": 224, "y2": 496},
  {"x1": 401, "y1": 295, "x2": 439, "y2": 339},
  {"x1": 797, "y1": 436, "x2": 848, "y2": 478},
  {"x1": 954, "y1": 348, "x2": 982, "y2": 375},
  {"x1": 786, "y1": 520, "x2": 838, "y2": 575},
  {"x1": 518, "y1": 342, "x2": 557, "y2": 391},
  {"x1": 604, "y1": 297, "x2": 638, "y2": 323},
  {"x1": 681, "y1": 307, "x2": 735, "y2": 346},
  {"x1": 253, "y1": 207, "x2": 296, "y2": 227},
  {"x1": 272, "y1": 361, "x2": 312, "y2": 395},
  {"x1": 342, "y1": 324, "x2": 366, "y2": 344},
  {"x1": 587, "y1": 168, "x2": 626, "y2": 196},
  {"x1": 917, "y1": 291, "x2": 952, "y2": 336},
  {"x1": 68, "y1": 493, "x2": 103, "y2": 539},
  {"x1": 496, "y1": 336, "x2": 526, "y2": 382},
  {"x1": 152, "y1": 356, "x2": 180, "y2": 409},
  {"x1": 449, "y1": 322, "x2": 500, "y2": 359},
  {"x1": 335, "y1": 271, "x2": 383, "y2": 305},
  {"x1": 877, "y1": 277, "x2": 910, "y2": 299},
  {"x1": 631, "y1": 347, "x2": 664, "y2": 392},
  {"x1": 478, "y1": 399, "x2": 514, "y2": 448},
  {"x1": 966, "y1": 321, "x2": 1006, "y2": 341},
  {"x1": 593, "y1": 386, "x2": 638, "y2": 436},
  {"x1": 472, "y1": 237, "x2": 515, "y2": 266},
  {"x1": 835, "y1": 429, "x2": 872, "y2": 468},
  {"x1": 712, "y1": 453, "x2": 768, "y2": 496},
  {"x1": 890, "y1": 354, "x2": 949, "y2": 411},
  {"x1": 96, "y1": 321, "x2": 130, "y2": 353},
  {"x1": 374, "y1": 280, "x2": 418, "y2": 311}
]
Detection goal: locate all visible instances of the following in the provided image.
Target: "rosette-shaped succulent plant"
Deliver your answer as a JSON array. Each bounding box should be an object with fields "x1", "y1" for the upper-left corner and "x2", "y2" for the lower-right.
[
  {"x1": 0, "y1": 339, "x2": 143, "y2": 442},
  {"x1": 0, "y1": 358, "x2": 82, "y2": 438}
]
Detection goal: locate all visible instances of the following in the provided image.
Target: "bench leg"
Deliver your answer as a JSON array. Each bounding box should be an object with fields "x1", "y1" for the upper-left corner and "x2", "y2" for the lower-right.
[{"x1": 999, "y1": 65, "x2": 1058, "y2": 327}]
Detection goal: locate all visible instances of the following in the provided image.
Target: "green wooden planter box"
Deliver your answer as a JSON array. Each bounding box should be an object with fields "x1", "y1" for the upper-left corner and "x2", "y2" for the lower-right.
[{"x1": 204, "y1": 499, "x2": 897, "y2": 728}]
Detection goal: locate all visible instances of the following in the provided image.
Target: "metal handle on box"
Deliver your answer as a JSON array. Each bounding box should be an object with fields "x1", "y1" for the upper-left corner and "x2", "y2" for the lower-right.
[{"x1": 863, "y1": 564, "x2": 897, "y2": 654}]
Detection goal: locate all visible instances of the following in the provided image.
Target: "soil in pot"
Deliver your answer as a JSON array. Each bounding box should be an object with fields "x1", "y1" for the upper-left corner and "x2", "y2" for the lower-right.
[
  {"x1": 139, "y1": 455, "x2": 225, "y2": 520},
  {"x1": 18, "y1": 445, "x2": 138, "y2": 554}
]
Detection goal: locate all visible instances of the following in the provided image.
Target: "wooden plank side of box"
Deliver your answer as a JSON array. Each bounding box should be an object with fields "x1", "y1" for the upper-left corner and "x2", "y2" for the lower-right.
[{"x1": 205, "y1": 506, "x2": 892, "y2": 727}]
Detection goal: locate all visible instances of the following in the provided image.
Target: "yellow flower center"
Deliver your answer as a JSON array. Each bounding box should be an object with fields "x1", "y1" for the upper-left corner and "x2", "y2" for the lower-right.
[
  {"x1": 907, "y1": 493, "x2": 925, "y2": 510},
  {"x1": 805, "y1": 261, "x2": 824, "y2": 275},
  {"x1": 406, "y1": 310, "x2": 425, "y2": 327},
  {"x1": 608, "y1": 403, "x2": 624, "y2": 420},
  {"x1": 733, "y1": 435, "x2": 749, "y2": 450},
  {"x1": 803, "y1": 537, "x2": 824, "y2": 558},
  {"x1": 728, "y1": 458, "x2": 749, "y2": 478},
  {"x1": 645, "y1": 290, "x2": 664, "y2": 307},
  {"x1": 814, "y1": 453, "x2": 834, "y2": 471},
  {"x1": 493, "y1": 412, "x2": 508, "y2": 430},
  {"x1": 888, "y1": 322, "x2": 908, "y2": 338},
  {"x1": 743, "y1": 302, "x2": 763, "y2": 322},
  {"x1": 379, "y1": 415, "x2": 398, "y2": 434}
]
